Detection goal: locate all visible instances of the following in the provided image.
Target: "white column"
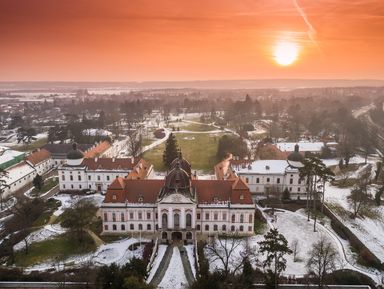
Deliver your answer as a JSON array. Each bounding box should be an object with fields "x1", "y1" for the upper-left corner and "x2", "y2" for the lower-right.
[
  {"x1": 158, "y1": 207, "x2": 162, "y2": 229},
  {"x1": 181, "y1": 207, "x2": 186, "y2": 229},
  {"x1": 169, "y1": 207, "x2": 173, "y2": 228},
  {"x1": 192, "y1": 207, "x2": 196, "y2": 228}
]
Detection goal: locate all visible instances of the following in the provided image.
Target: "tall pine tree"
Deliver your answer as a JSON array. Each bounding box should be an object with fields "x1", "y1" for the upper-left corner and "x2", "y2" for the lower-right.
[{"x1": 163, "y1": 133, "x2": 180, "y2": 169}]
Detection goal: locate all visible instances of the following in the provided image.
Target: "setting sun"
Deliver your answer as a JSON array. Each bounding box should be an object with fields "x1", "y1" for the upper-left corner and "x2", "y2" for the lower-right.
[{"x1": 273, "y1": 41, "x2": 299, "y2": 66}]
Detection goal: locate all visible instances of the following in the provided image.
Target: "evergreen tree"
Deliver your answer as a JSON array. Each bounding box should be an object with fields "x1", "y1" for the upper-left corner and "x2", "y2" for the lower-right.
[
  {"x1": 32, "y1": 174, "x2": 44, "y2": 191},
  {"x1": 163, "y1": 133, "x2": 180, "y2": 169},
  {"x1": 258, "y1": 228, "x2": 292, "y2": 289}
]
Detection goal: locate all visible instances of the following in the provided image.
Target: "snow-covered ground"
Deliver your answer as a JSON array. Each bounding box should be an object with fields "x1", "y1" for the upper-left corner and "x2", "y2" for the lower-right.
[
  {"x1": 92, "y1": 237, "x2": 147, "y2": 266},
  {"x1": 325, "y1": 182, "x2": 384, "y2": 263},
  {"x1": 52, "y1": 193, "x2": 104, "y2": 217},
  {"x1": 185, "y1": 245, "x2": 196, "y2": 277},
  {"x1": 147, "y1": 244, "x2": 167, "y2": 283},
  {"x1": 13, "y1": 224, "x2": 67, "y2": 251},
  {"x1": 25, "y1": 237, "x2": 147, "y2": 272},
  {"x1": 206, "y1": 208, "x2": 382, "y2": 284},
  {"x1": 158, "y1": 247, "x2": 188, "y2": 289}
]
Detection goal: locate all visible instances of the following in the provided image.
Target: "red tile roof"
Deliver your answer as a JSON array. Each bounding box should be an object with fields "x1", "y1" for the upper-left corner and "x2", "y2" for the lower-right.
[
  {"x1": 82, "y1": 157, "x2": 137, "y2": 171},
  {"x1": 104, "y1": 178, "x2": 164, "y2": 204},
  {"x1": 103, "y1": 177, "x2": 253, "y2": 205},
  {"x1": 26, "y1": 149, "x2": 51, "y2": 166},
  {"x1": 84, "y1": 141, "x2": 111, "y2": 158},
  {"x1": 193, "y1": 179, "x2": 253, "y2": 205},
  {"x1": 127, "y1": 159, "x2": 152, "y2": 180}
]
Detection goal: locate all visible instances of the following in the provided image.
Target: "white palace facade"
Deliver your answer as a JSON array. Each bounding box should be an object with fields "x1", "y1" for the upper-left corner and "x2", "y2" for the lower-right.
[{"x1": 101, "y1": 158, "x2": 255, "y2": 243}]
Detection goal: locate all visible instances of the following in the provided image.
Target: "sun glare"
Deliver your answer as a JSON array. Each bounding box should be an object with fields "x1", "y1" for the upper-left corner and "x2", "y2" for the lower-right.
[{"x1": 273, "y1": 41, "x2": 299, "y2": 66}]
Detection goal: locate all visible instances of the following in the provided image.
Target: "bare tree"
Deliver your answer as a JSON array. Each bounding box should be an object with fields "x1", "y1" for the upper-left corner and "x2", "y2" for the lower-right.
[
  {"x1": 348, "y1": 186, "x2": 370, "y2": 218},
  {"x1": 307, "y1": 235, "x2": 338, "y2": 288},
  {"x1": 6, "y1": 198, "x2": 45, "y2": 254},
  {"x1": 291, "y1": 239, "x2": 300, "y2": 262},
  {"x1": 127, "y1": 129, "x2": 143, "y2": 158},
  {"x1": 205, "y1": 233, "x2": 251, "y2": 279}
]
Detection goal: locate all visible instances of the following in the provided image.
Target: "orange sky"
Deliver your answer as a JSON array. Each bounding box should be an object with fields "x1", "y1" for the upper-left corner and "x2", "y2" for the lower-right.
[{"x1": 0, "y1": 0, "x2": 383, "y2": 81}]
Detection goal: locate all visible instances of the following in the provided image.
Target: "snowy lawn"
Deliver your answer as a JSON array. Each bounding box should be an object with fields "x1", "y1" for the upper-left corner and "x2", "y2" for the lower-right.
[
  {"x1": 185, "y1": 245, "x2": 196, "y2": 277},
  {"x1": 325, "y1": 182, "x2": 384, "y2": 263},
  {"x1": 24, "y1": 237, "x2": 147, "y2": 272},
  {"x1": 147, "y1": 244, "x2": 167, "y2": 283},
  {"x1": 13, "y1": 224, "x2": 67, "y2": 251},
  {"x1": 158, "y1": 247, "x2": 188, "y2": 289}
]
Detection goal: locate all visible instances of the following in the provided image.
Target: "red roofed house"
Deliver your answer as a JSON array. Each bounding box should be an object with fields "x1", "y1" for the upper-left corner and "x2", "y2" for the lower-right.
[
  {"x1": 101, "y1": 157, "x2": 255, "y2": 243},
  {"x1": 58, "y1": 143, "x2": 153, "y2": 193}
]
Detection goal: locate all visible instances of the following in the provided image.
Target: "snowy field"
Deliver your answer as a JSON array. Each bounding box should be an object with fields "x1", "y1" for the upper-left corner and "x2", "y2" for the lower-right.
[
  {"x1": 158, "y1": 247, "x2": 188, "y2": 289},
  {"x1": 147, "y1": 244, "x2": 167, "y2": 283},
  {"x1": 185, "y1": 245, "x2": 196, "y2": 277},
  {"x1": 206, "y1": 208, "x2": 381, "y2": 283},
  {"x1": 25, "y1": 237, "x2": 147, "y2": 272},
  {"x1": 13, "y1": 224, "x2": 67, "y2": 251},
  {"x1": 325, "y1": 181, "x2": 384, "y2": 263},
  {"x1": 52, "y1": 193, "x2": 105, "y2": 217}
]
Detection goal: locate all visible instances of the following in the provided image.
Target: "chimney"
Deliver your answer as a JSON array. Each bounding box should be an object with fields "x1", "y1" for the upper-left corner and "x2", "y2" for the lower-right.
[{"x1": 95, "y1": 157, "x2": 98, "y2": 162}]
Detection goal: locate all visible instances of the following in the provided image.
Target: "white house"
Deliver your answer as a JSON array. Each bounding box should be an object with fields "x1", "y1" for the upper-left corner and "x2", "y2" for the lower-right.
[
  {"x1": 58, "y1": 144, "x2": 153, "y2": 193},
  {"x1": 25, "y1": 149, "x2": 53, "y2": 176}
]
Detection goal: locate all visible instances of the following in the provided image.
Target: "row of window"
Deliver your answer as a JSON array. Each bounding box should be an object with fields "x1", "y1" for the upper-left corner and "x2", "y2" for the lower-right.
[
  {"x1": 104, "y1": 211, "x2": 153, "y2": 222},
  {"x1": 197, "y1": 224, "x2": 253, "y2": 232},
  {"x1": 104, "y1": 211, "x2": 254, "y2": 223},
  {"x1": 105, "y1": 223, "x2": 153, "y2": 231},
  {"x1": 61, "y1": 173, "x2": 116, "y2": 182},
  {"x1": 104, "y1": 223, "x2": 253, "y2": 233},
  {"x1": 245, "y1": 176, "x2": 302, "y2": 185},
  {"x1": 197, "y1": 212, "x2": 253, "y2": 223}
]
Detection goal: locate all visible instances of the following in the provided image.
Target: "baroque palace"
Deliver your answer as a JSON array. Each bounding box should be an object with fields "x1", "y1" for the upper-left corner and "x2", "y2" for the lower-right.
[{"x1": 100, "y1": 158, "x2": 255, "y2": 243}]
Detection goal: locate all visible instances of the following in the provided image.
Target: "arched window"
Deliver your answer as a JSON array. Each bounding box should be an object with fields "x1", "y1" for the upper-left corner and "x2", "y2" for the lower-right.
[
  {"x1": 240, "y1": 225, "x2": 244, "y2": 232},
  {"x1": 186, "y1": 213, "x2": 192, "y2": 227},
  {"x1": 186, "y1": 232, "x2": 192, "y2": 239},
  {"x1": 240, "y1": 214, "x2": 244, "y2": 223},
  {"x1": 112, "y1": 224, "x2": 117, "y2": 231},
  {"x1": 121, "y1": 224, "x2": 125, "y2": 231},
  {"x1": 205, "y1": 224, "x2": 209, "y2": 231},
  {"x1": 231, "y1": 225, "x2": 235, "y2": 232},
  {"x1": 147, "y1": 224, "x2": 151, "y2": 230},
  {"x1": 213, "y1": 224, "x2": 218, "y2": 231},
  {"x1": 249, "y1": 214, "x2": 253, "y2": 223},
  {"x1": 162, "y1": 232, "x2": 168, "y2": 239},
  {"x1": 138, "y1": 224, "x2": 143, "y2": 230},
  {"x1": 162, "y1": 213, "x2": 168, "y2": 229},
  {"x1": 222, "y1": 224, "x2": 226, "y2": 231},
  {"x1": 174, "y1": 213, "x2": 180, "y2": 228},
  {"x1": 231, "y1": 214, "x2": 236, "y2": 223}
]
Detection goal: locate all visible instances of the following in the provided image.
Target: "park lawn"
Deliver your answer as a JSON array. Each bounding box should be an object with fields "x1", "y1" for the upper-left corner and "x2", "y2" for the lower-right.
[
  {"x1": 12, "y1": 138, "x2": 48, "y2": 152},
  {"x1": 143, "y1": 132, "x2": 227, "y2": 173},
  {"x1": 181, "y1": 122, "x2": 217, "y2": 132},
  {"x1": 31, "y1": 178, "x2": 59, "y2": 197},
  {"x1": 13, "y1": 233, "x2": 96, "y2": 267}
]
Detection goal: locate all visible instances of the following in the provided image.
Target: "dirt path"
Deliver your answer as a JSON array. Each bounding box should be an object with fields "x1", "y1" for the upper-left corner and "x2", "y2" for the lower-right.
[{"x1": 86, "y1": 229, "x2": 105, "y2": 247}]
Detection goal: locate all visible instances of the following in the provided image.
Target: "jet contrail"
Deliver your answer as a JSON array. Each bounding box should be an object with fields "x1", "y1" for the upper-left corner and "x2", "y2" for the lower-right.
[{"x1": 292, "y1": 0, "x2": 317, "y2": 46}]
